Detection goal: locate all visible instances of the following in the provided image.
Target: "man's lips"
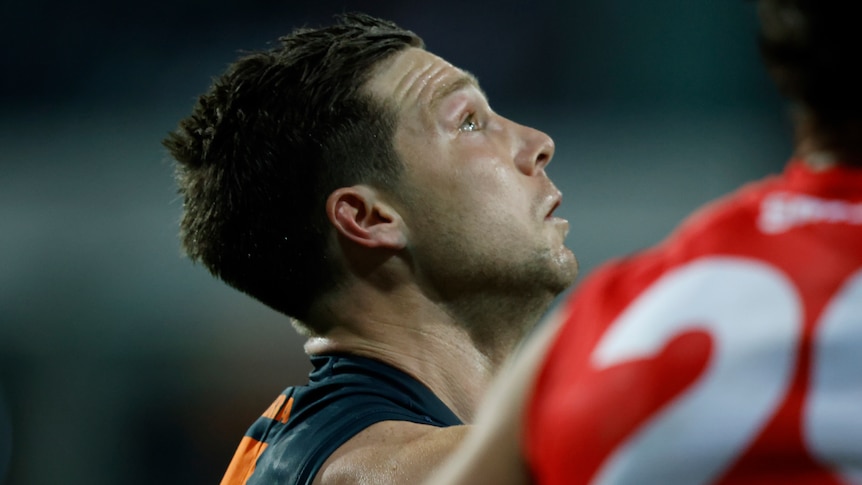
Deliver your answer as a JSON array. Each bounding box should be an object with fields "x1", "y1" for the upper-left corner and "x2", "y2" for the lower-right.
[{"x1": 545, "y1": 192, "x2": 563, "y2": 220}]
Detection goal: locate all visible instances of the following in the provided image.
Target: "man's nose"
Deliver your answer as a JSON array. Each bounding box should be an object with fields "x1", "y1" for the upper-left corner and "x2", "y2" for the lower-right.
[{"x1": 514, "y1": 123, "x2": 555, "y2": 176}]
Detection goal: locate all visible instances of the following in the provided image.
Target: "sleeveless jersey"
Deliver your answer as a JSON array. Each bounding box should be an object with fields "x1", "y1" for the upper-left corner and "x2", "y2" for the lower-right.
[
  {"x1": 527, "y1": 160, "x2": 862, "y2": 485},
  {"x1": 221, "y1": 354, "x2": 462, "y2": 485}
]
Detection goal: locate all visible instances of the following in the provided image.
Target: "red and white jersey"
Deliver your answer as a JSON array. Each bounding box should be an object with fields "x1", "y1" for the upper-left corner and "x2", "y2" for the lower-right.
[{"x1": 526, "y1": 161, "x2": 862, "y2": 485}]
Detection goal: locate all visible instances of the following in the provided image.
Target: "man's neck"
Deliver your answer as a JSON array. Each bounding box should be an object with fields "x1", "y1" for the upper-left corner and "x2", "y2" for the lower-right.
[
  {"x1": 794, "y1": 115, "x2": 862, "y2": 169},
  {"x1": 303, "y1": 290, "x2": 533, "y2": 423}
]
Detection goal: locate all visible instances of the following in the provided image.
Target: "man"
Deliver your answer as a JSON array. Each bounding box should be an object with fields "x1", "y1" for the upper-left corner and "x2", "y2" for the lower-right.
[
  {"x1": 162, "y1": 12, "x2": 578, "y2": 485},
  {"x1": 430, "y1": 1, "x2": 862, "y2": 484}
]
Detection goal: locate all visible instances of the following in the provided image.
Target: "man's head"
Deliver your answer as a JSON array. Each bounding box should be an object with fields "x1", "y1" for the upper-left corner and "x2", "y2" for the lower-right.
[
  {"x1": 165, "y1": 13, "x2": 578, "y2": 338},
  {"x1": 757, "y1": 0, "x2": 862, "y2": 157},
  {"x1": 163, "y1": 13, "x2": 422, "y2": 328}
]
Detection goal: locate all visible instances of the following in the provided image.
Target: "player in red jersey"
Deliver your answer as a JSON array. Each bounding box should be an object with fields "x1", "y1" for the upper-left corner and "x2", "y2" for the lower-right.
[{"x1": 429, "y1": 1, "x2": 862, "y2": 484}]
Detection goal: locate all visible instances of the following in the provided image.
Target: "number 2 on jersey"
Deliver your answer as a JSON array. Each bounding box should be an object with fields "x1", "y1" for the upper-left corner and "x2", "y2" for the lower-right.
[{"x1": 589, "y1": 258, "x2": 862, "y2": 485}]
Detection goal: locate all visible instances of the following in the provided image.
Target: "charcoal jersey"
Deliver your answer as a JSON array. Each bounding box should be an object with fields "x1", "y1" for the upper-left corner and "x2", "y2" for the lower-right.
[
  {"x1": 221, "y1": 354, "x2": 462, "y2": 485},
  {"x1": 527, "y1": 160, "x2": 862, "y2": 485}
]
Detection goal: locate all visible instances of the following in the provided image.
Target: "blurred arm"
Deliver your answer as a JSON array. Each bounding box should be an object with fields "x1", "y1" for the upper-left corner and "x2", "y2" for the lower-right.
[{"x1": 425, "y1": 312, "x2": 566, "y2": 485}]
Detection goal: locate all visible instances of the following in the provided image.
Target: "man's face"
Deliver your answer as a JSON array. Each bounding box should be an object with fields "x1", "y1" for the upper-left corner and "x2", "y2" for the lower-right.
[{"x1": 364, "y1": 47, "x2": 578, "y2": 304}]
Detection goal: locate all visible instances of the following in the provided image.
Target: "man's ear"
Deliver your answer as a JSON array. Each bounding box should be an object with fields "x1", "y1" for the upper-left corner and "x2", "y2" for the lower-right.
[{"x1": 326, "y1": 185, "x2": 407, "y2": 249}]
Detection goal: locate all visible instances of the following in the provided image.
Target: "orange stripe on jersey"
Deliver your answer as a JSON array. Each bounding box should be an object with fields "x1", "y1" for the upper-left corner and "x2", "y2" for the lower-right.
[
  {"x1": 220, "y1": 436, "x2": 268, "y2": 485},
  {"x1": 261, "y1": 394, "x2": 287, "y2": 421},
  {"x1": 275, "y1": 397, "x2": 293, "y2": 424},
  {"x1": 220, "y1": 395, "x2": 294, "y2": 484}
]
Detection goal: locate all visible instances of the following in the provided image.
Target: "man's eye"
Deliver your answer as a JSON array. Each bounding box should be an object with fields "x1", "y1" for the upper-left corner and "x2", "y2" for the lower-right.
[{"x1": 459, "y1": 114, "x2": 480, "y2": 132}]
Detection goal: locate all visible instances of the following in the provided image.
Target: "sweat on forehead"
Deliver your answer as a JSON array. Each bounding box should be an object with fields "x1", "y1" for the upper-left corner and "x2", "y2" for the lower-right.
[{"x1": 365, "y1": 47, "x2": 484, "y2": 110}]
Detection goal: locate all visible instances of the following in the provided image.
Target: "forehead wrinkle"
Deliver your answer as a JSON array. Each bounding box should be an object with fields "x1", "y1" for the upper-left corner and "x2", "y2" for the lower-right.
[
  {"x1": 428, "y1": 70, "x2": 484, "y2": 113},
  {"x1": 397, "y1": 71, "x2": 429, "y2": 109},
  {"x1": 398, "y1": 61, "x2": 449, "y2": 110}
]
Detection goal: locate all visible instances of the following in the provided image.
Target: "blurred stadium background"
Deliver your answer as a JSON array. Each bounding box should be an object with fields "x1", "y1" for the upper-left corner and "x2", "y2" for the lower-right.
[{"x1": 0, "y1": 0, "x2": 790, "y2": 483}]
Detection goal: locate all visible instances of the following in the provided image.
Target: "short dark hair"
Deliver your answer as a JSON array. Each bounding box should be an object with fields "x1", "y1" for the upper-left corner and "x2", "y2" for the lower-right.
[
  {"x1": 163, "y1": 13, "x2": 423, "y2": 330},
  {"x1": 757, "y1": 0, "x2": 862, "y2": 126}
]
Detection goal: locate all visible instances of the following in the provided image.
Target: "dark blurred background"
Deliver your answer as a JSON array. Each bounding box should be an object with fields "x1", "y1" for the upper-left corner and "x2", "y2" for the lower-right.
[{"x1": 0, "y1": 1, "x2": 792, "y2": 483}]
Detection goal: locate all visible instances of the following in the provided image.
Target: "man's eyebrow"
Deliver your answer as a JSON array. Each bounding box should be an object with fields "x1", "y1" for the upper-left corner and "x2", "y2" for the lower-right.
[{"x1": 428, "y1": 71, "x2": 485, "y2": 112}]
